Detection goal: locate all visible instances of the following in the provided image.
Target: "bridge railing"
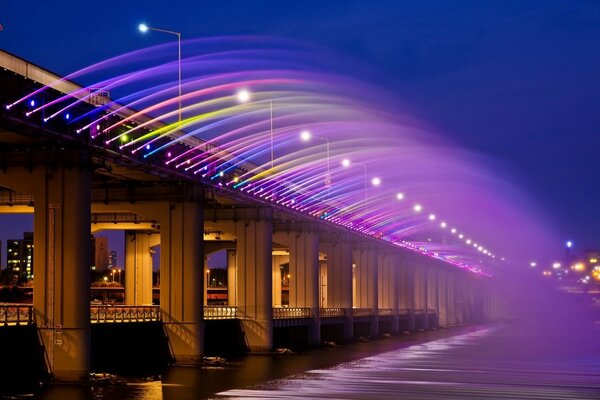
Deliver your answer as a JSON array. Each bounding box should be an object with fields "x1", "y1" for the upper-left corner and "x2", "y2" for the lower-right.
[
  {"x1": 352, "y1": 308, "x2": 372, "y2": 317},
  {"x1": 0, "y1": 303, "x2": 34, "y2": 326},
  {"x1": 273, "y1": 307, "x2": 311, "y2": 319},
  {"x1": 319, "y1": 307, "x2": 346, "y2": 318},
  {"x1": 204, "y1": 306, "x2": 239, "y2": 320},
  {"x1": 90, "y1": 305, "x2": 161, "y2": 323}
]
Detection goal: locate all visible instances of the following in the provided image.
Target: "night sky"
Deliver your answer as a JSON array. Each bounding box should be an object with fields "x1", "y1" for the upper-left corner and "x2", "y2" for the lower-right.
[{"x1": 1, "y1": 1, "x2": 599, "y2": 266}]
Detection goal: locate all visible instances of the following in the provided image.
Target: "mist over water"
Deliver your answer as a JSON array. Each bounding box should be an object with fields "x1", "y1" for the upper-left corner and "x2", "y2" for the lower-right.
[{"x1": 212, "y1": 280, "x2": 600, "y2": 400}]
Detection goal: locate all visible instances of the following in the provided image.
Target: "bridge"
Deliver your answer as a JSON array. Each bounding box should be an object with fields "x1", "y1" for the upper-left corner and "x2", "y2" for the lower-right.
[{"x1": 0, "y1": 49, "x2": 501, "y2": 382}]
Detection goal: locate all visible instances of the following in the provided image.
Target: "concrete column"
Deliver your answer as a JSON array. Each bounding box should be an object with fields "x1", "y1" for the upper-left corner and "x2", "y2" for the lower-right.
[
  {"x1": 447, "y1": 271, "x2": 457, "y2": 325},
  {"x1": 437, "y1": 269, "x2": 449, "y2": 327},
  {"x1": 0, "y1": 157, "x2": 92, "y2": 381},
  {"x1": 288, "y1": 230, "x2": 320, "y2": 344},
  {"x1": 323, "y1": 240, "x2": 353, "y2": 341},
  {"x1": 227, "y1": 249, "x2": 237, "y2": 306},
  {"x1": 379, "y1": 254, "x2": 399, "y2": 334},
  {"x1": 398, "y1": 262, "x2": 415, "y2": 331},
  {"x1": 319, "y1": 261, "x2": 327, "y2": 307},
  {"x1": 271, "y1": 254, "x2": 287, "y2": 307},
  {"x1": 414, "y1": 264, "x2": 429, "y2": 330},
  {"x1": 427, "y1": 266, "x2": 438, "y2": 329},
  {"x1": 159, "y1": 199, "x2": 204, "y2": 362},
  {"x1": 353, "y1": 248, "x2": 378, "y2": 337},
  {"x1": 454, "y1": 271, "x2": 465, "y2": 324},
  {"x1": 38, "y1": 166, "x2": 91, "y2": 381},
  {"x1": 125, "y1": 232, "x2": 159, "y2": 305},
  {"x1": 235, "y1": 211, "x2": 273, "y2": 352}
]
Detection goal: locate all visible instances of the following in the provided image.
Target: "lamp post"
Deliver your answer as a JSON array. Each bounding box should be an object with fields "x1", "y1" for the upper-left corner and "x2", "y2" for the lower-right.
[
  {"x1": 237, "y1": 90, "x2": 274, "y2": 173},
  {"x1": 341, "y1": 159, "x2": 379, "y2": 215},
  {"x1": 300, "y1": 130, "x2": 332, "y2": 192},
  {"x1": 139, "y1": 23, "x2": 182, "y2": 128}
]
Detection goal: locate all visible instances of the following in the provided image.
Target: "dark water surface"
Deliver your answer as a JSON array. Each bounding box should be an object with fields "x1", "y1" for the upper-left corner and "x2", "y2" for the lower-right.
[{"x1": 34, "y1": 317, "x2": 600, "y2": 400}]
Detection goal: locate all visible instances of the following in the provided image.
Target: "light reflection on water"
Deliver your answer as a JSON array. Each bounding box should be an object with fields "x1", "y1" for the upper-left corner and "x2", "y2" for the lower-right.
[
  {"x1": 35, "y1": 318, "x2": 600, "y2": 400},
  {"x1": 214, "y1": 324, "x2": 600, "y2": 400}
]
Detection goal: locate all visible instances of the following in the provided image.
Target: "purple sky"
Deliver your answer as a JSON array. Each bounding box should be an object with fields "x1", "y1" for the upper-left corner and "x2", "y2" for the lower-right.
[{"x1": 1, "y1": 1, "x2": 599, "y2": 266}]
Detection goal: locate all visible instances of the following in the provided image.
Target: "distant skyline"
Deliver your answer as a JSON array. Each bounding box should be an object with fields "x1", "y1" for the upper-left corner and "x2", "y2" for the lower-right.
[{"x1": 1, "y1": 1, "x2": 599, "y2": 263}]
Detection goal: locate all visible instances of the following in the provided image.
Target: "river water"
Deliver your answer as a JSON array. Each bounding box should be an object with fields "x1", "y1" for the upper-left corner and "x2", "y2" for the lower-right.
[
  {"x1": 33, "y1": 282, "x2": 600, "y2": 400},
  {"x1": 35, "y1": 315, "x2": 600, "y2": 400}
]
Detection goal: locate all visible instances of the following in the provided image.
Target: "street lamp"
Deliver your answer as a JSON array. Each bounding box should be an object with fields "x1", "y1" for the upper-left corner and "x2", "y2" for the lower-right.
[
  {"x1": 236, "y1": 89, "x2": 274, "y2": 173},
  {"x1": 300, "y1": 130, "x2": 331, "y2": 188},
  {"x1": 341, "y1": 158, "x2": 379, "y2": 215},
  {"x1": 139, "y1": 23, "x2": 182, "y2": 128}
]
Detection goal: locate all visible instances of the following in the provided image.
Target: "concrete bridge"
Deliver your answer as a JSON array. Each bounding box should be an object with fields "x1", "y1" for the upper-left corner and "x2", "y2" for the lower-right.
[{"x1": 0, "y1": 50, "x2": 500, "y2": 382}]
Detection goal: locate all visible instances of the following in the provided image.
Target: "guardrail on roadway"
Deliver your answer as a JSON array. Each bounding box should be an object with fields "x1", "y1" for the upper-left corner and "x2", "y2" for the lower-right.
[
  {"x1": 273, "y1": 307, "x2": 311, "y2": 319},
  {"x1": 319, "y1": 307, "x2": 346, "y2": 318},
  {"x1": 90, "y1": 305, "x2": 161, "y2": 323},
  {"x1": 0, "y1": 303, "x2": 33, "y2": 326},
  {"x1": 204, "y1": 305, "x2": 239, "y2": 320}
]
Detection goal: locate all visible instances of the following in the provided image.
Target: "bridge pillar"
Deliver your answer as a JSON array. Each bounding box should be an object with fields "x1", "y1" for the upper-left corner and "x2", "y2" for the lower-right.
[
  {"x1": 272, "y1": 254, "x2": 288, "y2": 307},
  {"x1": 398, "y1": 262, "x2": 415, "y2": 331},
  {"x1": 427, "y1": 265, "x2": 439, "y2": 329},
  {"x1": 437, "y1": 269, "x2": 449, "y2": 327},
  {"x1": 353, "y1": 247, "x2": 378, "y2": 337},
  {"x1": 0, "y1": 154, "x2": 92, "y2": 382},
  {"x1": 446, "y1": 271, "x2": 457, "y2": 325},
  {"x1": 234, "y1": 209, "x2": 273, "y2": 352},
  {"x1": 124, "y1": 231, "x2": 159, "y2": 305},
  {"x1": 287, "y1": 230, "x2": 320, "y2": 345},
  {"x1": 159, "y1": 198, "x2": 205, "y2": 362},
  {"x1": 414, "y1": 264, "x2": 429, "y2": 330},
  {"x1": 323, "y1": 240, "x2": 353, "y2": 341},
  {"x1": 378, "y1": 253, "x2": 399, "y2": 334},
  {"x1": 227, "y1": 249, "x2": 237, "y2": 306},
  {"x1": 454, "y1": 271, "x2": 466, "y2": 324}
]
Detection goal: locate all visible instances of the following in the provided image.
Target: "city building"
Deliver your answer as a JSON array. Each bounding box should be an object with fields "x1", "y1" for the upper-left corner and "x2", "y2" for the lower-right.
[
  {"x1": 108, "y1": 250, "x2": 117, "y2": 269},
  {"x1": 90, "y1": 235, "x2": 110, "y2": 271},
  {"x1": 6, "y1": 232, "x2": 34, "y2": 281}
]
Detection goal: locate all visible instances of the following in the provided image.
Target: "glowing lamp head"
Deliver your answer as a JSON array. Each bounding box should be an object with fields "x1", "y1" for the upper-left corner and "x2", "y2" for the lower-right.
[
  {"x1": 466, "y1": 239, "x2": 472, "y2": 245},
  {"x1": 396, "y1": 192, "x2": 404, "y2": 200},
  {"x1": 146, "y1": 144, "x2": 151, "y2": 150},
  {"x1": 428, "y1": 213, "x2": 436, "y2": 221},
  {"x1": 120, "y1": 134, "x2": 128, "y2": 142},
  {"x1": 236, "y1": 89, "x2": 250, "y2": 103},
  {"x1": 530, "y1": 261, "x2": 537, "y2": 268},
  {"x1": 341, "y1": 159, "x2": 351, "y2": 168},
  {"x1": 300, "y1": 130, "x2": 311, "y2": 142},
  {"x1": 458, "y1": 234, "x2": 464, "y2": 239},
  {"x1": 440, "y1": 222, "x2": 447, "y2": 228},
  {"x1": 413, "y1": 204, "x2": 422, "y2": 213},
  {"x1": 138, "y1": 23, "x2": 149, "y2": 33},
  {"x1": 371, "y1": 177, "x2": 381, "y2": 186},
  {"x1": 552, "y1": 262, "x2": 561, "y2": 269},
  {"x1": 451, "y1": 228, "x2": 457, "y2": 234},
  {"x1": 64, "y1": 113, "x2": 70, "y2": 120},
  {"x1": 566, "y1": 240, "x2": 573, "y2": 248},
  {"x1": 29, "y1": 99, "x2": 35, "y2": 107}
]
